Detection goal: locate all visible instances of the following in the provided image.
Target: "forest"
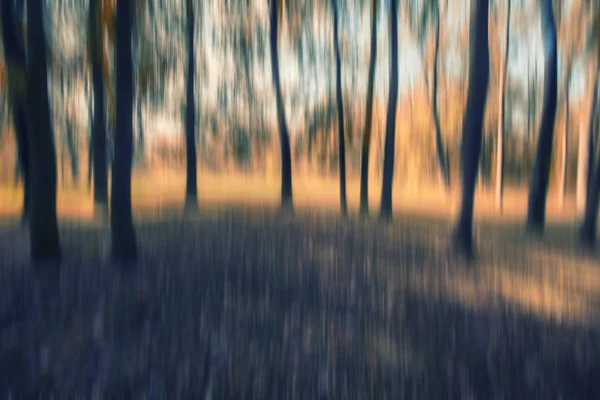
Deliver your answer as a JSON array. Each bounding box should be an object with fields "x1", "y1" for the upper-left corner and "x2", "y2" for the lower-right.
[{"x1": 1, "y1": 0, "x2": 600, "y2": 397}]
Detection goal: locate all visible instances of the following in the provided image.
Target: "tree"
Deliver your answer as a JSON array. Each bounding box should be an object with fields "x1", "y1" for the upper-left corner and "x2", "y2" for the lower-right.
[
  {"x1": 1, "y1": 0, "x2": 29, "y2": 224},
  {"x1": 578, "y1": 6, "x2": 600, "y2": 247},
  {"x1": 495, "y1": 0, "x2": 511, "y2": 214},
  {"x1": 452, "y1": 0, "x2": 490, "y2": 257},
  {"x1": 270, "y1": 0, "x2": 293, "y2": 211},
  {"x1": 379, "y1": 0, "x2": 399, "y2": 219},
  {"x1": 359, "y1": 0, "x2": 378, "y2": 216},
  {"x1": 526, "y1": 0, "x2": 558, "y2": 233},
  {"x1": 332, "y1": 0, "x2": 347, "y2": 215},
  {"x1": 577, "y1": 6, "x2": 600, "y2": 215},
  {"x1": 111, "y1": 0, "x2": 137, "y2": 261},
  {"x1": 185, "y1": 0, "x2": 198, "y2": 211},
  {"x1": 26, "y1": 0, "x2": 62, "y2": 262},
  {"x1": 87, "y1": 0, "x2": 109, "y2": 216},
  {"x1": 406, "y1": 0, "x2": 451, "y2": 192}
]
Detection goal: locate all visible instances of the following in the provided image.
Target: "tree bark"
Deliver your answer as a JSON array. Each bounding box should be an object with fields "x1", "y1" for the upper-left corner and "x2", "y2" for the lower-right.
[
  {"x1": 137, "y1": 97, "x2": 145, "y2": 165},
  {"x1": 431, "y1": 0, "x2": 450, "y2": 191},
  {"x1": 495, "y1": 0, "x2": 511, "y2": 214},
  {"x1": 111, "y1": 0, "x2": 137, "y2": 262},
  {"x1": 89, "y1": 0, "x2": 108, "y2": 215},
  {"x1": 65, "y1": 117, "x2": 79, "y2": 185},
  {"x1": 270, "y1": 0, "x2": 293, "y2": 211},
  {"x1": 359, "y1": 0, "x2": 378, "y2": 216},
  {"x1": 452, "y1": 0, "x2": 490, "y2": 257},
  {"x1": 580, "y1": 125, "x2": 600, "y2": 247},
  {"x1": 26, "y1": 0, "x2": 62, "y2": 262},
  {"x1": 1, "y1": 1, "x2": 29, "y2": 223},
  {"x1": 379, "y1": 0, "x2": 399, "y2": 219},
  {"x1": 558, "y1": 65, "x2": 572, "y2": 209},
  {"x1": 185, "y1": 0, "x2": 198, "y2": 211},
  {"x1": 577, "y1": 65, "x2": 598, "y2": 215},
  {"x1": 332, "y1": 0, "x2": 347, "y2": 215},
  {"x1": 526, "y1": 0, "x2": 558, "y2": 234}
]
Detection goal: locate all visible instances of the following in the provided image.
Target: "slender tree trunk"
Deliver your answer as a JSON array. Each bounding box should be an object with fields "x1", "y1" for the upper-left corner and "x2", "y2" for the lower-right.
[
  {"x1": 15, "y1": 107, "x2": 29, "y2": 223},
  {"x1": 89, "y1": 0, "x2": 108, "y2": 215},
  {"x1": 137, "y1": 97, "x2": 145, "y2": 165},
  {"x1": 558, "y1": 65, "x2": 572, "y2": 209},
  {"x1": 1, "y1": 1, "x2": 29, "y2": 224},
  {"x1": 270, "y1": 0, "x2": 293, "y2": 210},
  {"x1": 379, "y1": 0, "x2": 399, "y2": 219},
  {"x1": 332, "y1": 0, "x2": 347, "y2": 215},
  {"x1": 526, "y1": 0, "x2": 558, "y2": 234},
  {"x1": 111, "y1": 0, "x2": 137, "y2": 261},
  {"x1": 579, "y1": 134, "x2": 600, "y2": 247},
  {"x1": 65, "y1": 118, "x2": 79, "y2": 185},
  {"x1": 452, "y1": 0, "x2": 490, "y2": 257},
  {"x1": 26, "y1": 0, "x2": 62, "y2": 262},
  {"x1": 495, "y1": 0, "x2": 511, "y2": 214},
  {"x1": 431, "y1": 1, "x2": 450, "y2": 191},
  {"x1": 185, "y1": 0, "x2": 198, "y2": 211},
  {"x1": 87, "y1": 96, "x2": 93, "y2": 191},
  {"x1": 577, "y1": 66, "x2": 598, "y2": 215},
  {"x1": 359, "y1": 0, "x2": 378, "y2": 216}
]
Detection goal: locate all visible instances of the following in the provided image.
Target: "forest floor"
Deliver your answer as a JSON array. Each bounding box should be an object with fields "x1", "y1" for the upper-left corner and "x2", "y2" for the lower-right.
[{"x1": 0, "y1": 171, "x2": 599, "y2": 397}]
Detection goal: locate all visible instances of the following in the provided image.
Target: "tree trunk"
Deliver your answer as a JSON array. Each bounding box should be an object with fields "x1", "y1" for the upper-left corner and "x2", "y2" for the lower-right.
[
  {"x1": 111, "y1": 0, "x2": 137, "y2": 262},
  {"x1": 379, "y1": 0, "x2": 399, "y2": 219},
  {"x1": 332, "y1": 0, "x2": 347, "y2": 215},
  {"x1": 431, "y1": 0, "x2": 450, "y2": 191},
  {"x1": 87, "y1": 95, "x2": 93, "y2": 191},
  {"x1": 359, "y1": 0, "x2": 378, "y2": 216},
  {"x1": 136, "y1": 97, "x2": 145, "y2": 165},
  {"x1": 1, "y1": 1, "x2": 29, "y2": 223},
  {"x1": 558, "y1": 65, "x2": 572, "y2": 209},
  {"x1": 579, "y1": 135, "x2": 600, "y2": 247},
  {"x1": 15, "y1": 107, "x2": 29, "y2": 223},
  {"x1": 577, "y1": 66, "x2": 598, "y2": 215},
  {"x1": 89, "y1": 0, "x2": 108, "y2": 215},
  {"x1": 65, "y1": 117, "x2": 79, "y2": 185},
  {"x1": 526, "y1": 0, "x2": 558, "y2": 234},
  {"x1": 26, "y1": 0, "x2": 62, "y2": 262},
  {"x1": 495, "y1": 0, "x2": 511, "y2": 214},
  {"x1": 185, "y1": 0, "x2": 198, "y2": 211},
  {"x1": 270, "y1": 0, "x2": 293, "y2": 211},
  {"x1": 452, "y1": 0, "x2": 490, "y2": 257}
]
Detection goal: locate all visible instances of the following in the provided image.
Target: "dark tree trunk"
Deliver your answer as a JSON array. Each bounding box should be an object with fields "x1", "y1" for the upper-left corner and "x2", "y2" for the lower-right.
[
  {"x1": 332, "y1": 0, "x2": 347, "y2": 215},
  {"x1": 26, "y1": 0, "x2": 62, "y2": 262},
  {"x1": 15, "y1": 107, "x2": 29, "y2": 223},
  {"x1": 1, "y1": 0, "x2": 29, "y2": 223},
  {"x1": 558, "y1": 65, "x2": 572, "y2": 209},
  {"x1": 495, "y1": 0, "x2": 511, "y2": 214},
  {"x1": 87, "y1": 95, "x2": 93, "y2": 190},
  {"x1": 185, "y1": 0, "x2": 198, "y2": 210},
  {"x1": 579, "y1": 140, "x2": 600, "y2": 247},
  {"x1": 452, "y1": 0, "x2": 490, "y2": 257},
  {"x1": 270, "y1": 0, "x2": 293, "y2": 210},
  {"x1": 89, "y1": 0, "x2": 108, "y2": 214},
  {"x1": 65, "y1": 118, "x2": 79, "y2": 184},
  {"x1": 379, "y1": 0, "x2": 399, "y2": 219},
  {"x1": 111, "y1": 0, "x2": 137, "y2": 261},
  {"x1": 360, "y1": 0, "x2": 378, "y2": 216},
  {"x1": 137, "y1": 98, "x2": 145, "y2": 165},
  {"x1": 526, "y1": 0, "x2": 558, "y2": 234},
  {"x1": 578, "y1": 68, "x2": 598, "y2": 214},
  {"x1": 431, "y1": 0, "x2": 450, "y2": 191}
]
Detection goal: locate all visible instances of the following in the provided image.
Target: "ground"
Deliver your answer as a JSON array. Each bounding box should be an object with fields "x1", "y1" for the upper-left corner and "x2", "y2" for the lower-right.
[{"x1": 0, "y1": 171, "x2": 599, "y2": 397}]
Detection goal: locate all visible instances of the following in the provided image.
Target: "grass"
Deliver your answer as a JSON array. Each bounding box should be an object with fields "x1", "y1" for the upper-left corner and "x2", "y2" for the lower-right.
[{"x1": 0, "y1": 170, "x2": 599, "y2": 397}]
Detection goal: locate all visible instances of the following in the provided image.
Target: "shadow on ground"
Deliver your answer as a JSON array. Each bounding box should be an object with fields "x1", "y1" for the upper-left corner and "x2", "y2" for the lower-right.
[{"x1": 0, "y1": 208, "x2": 599, "y2": 398}]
